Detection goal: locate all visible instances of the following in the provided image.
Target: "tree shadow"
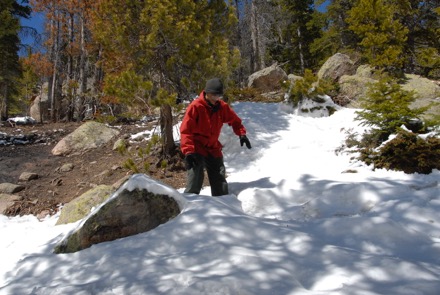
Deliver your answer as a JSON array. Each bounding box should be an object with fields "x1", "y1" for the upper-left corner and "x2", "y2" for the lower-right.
[{"x1": 2, "y1": 172, "x2": 439, "y2": 294}]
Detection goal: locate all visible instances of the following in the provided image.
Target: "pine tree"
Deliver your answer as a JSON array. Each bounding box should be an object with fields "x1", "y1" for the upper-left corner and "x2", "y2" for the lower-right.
[
  {"x1": 347, "y1": 0, "x2": 408, "y2": 74},
  {"x1": 92, "y1": 0, "x2": 239, "y2": 157},
  {"x1": 0, "y1": 0, "x2": 31, "y2": 120},
  {"x1": 312, "y1": 0, "x2": 359, "y2": 60},
  {"x1": 356, "y1": 77, "x2": 429, "y2": 140},
  {"x1": 393, "y1": 0, "x2": 440, "y2": 78},
  {"x1": 268, "y1": 0, "x2": 322, "y2": 74}
]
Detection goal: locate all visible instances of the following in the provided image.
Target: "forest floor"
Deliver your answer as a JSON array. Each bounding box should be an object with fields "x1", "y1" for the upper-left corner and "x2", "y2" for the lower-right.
[{"x1": 0, "y1": 120, "x2": 189, "y2": 218}]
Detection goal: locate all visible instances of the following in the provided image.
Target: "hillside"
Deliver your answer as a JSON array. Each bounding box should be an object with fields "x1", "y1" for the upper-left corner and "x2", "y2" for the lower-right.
[{"x1": 0, "y1": 121, "x2": 187, "y2": 217}]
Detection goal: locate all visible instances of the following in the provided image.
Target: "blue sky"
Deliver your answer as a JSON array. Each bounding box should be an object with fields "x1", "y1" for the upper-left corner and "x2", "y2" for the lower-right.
[{"x1": 19, "y1": 9, "x2": 44, "y2": 46}]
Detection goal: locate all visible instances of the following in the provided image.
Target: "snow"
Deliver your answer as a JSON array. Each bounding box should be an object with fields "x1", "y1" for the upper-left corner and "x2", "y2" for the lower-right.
[{"x1": 1, "y1": 102, "x2": 439, "y2": 295}]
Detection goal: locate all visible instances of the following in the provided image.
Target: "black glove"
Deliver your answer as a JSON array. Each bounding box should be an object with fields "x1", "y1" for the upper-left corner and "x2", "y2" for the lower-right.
[
  {"x1": 240, "y1": 135, "x2": 252, "y2": 149},
  {"x1": 184, "y1": 153, "x2": 198, "y2": 170}
]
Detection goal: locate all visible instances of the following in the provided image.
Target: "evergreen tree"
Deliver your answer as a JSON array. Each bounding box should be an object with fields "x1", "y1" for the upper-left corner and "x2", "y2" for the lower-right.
[
  {"x1": 393, "y1": 0, "x2": 440, "y2": 77},
  {"x1": 347, "y1": 0, "x2": 408, "y2": 74},
  {"x1": 0, "y1": 0, "x2": 31, "y2": 120},
  {"x1": 356, "y1": 77, "x2": 429, "y2": 140},
  {"x1": 268, "y1": 0, "x2": 322, "y2": 75},
  {"x1": 92, "y1": 0, "x2": 239, "y2": 157},
  {"x1": 312, "y1": 0, "x2": 359, "y2": 60}
]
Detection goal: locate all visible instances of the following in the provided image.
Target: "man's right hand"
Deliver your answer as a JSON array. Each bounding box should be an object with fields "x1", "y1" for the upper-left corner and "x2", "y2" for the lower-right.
[{"x1": 184, "y1": 154, "x2": 197, "y2": 170}]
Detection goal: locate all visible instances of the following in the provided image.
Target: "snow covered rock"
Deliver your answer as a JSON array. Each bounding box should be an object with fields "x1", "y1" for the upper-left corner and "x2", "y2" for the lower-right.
[
  {"x1": 56, "y1": 185, "x2": 114, "y2": 225},
  {"x1": 54, "y1": 174, "x2": 183, "y2": 254}
]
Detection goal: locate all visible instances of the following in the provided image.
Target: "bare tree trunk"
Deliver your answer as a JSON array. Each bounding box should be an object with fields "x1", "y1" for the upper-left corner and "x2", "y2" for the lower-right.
[
  {"x1": 50, "y1": 63, "x2": 58, "y2": 121},
  {"x1": 50, "y1": 19, "x2": 60, "y2": 122},
  {"x1": 250, "y1": 1, "x2": 260, "y2": 72},
  {"x1": 1, "y1": 84, "x2": 8, "y2": 121},
  {"x1": 297, "y1": 27, "x2": 305, "y2": 74},
  {"x1": 38, "y1": 88, "x2": 43, "y2": 123},
  {"x1": 160, "y1": 104, "x2": 175, "y2": 157},
  {"x1": 67, "y1": 12, "x2": 75, "y2": 121},
  {"x1": 233, "y1": 0, "x2": 244, "y2": 84},
  {"x1": 77, "y1": 15, "x2": 87, "y2": 121}
]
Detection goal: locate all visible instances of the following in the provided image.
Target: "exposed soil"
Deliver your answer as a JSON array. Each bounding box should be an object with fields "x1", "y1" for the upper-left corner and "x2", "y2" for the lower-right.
[{"x1": 0, "y1": 121, "x2": 189, "y2": 218}]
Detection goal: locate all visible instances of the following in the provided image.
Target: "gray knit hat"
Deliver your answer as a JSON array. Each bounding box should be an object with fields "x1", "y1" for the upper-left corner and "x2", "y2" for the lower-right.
[{"x1": 204, "y1": 78, "x2": 224, "y2": 95}]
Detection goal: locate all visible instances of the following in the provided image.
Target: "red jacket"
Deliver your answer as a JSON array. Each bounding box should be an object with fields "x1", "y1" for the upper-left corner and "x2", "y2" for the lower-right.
[{"x1": 180, "y1": 92, "x2": 246, "y2": 158}]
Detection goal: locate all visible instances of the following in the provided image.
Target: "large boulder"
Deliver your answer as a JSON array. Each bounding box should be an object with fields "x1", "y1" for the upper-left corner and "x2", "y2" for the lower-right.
[
  {"x1": 340, "y1": 66, "x2": 440, "y2": 115},
  {"x1": 52, "y1": 121, "x2": 119, "y2": 156},
  {"x1": 56, "y1": 185, "x2": 114, "y2": 225},
  {"x1": 339, "y1": 66, "x2": 377, "y2": 108},
  {"x1": 29, "y1": 95, "x2": 49, "y2": 123},
  {"x1": 403, "y1": 74, "x2": 440, "y2": 99},
  {"x1": 248, "y1": 64, "x2": 288, "y2": 92},
  {"x1": 403, "y1": 74, "x2": 440, "y2": 119},
  {"x1": 54, "y1": 174, "x2": 186, "y2": 254},
  {"x1": 317, "y1": 53, "x2": 356, "y2": 82}
]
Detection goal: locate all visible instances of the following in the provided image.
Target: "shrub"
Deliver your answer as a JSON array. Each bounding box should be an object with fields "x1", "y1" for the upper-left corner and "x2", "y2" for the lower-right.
[
  {"x1": 349, "y1": 76, "x2": 440, "y2": 174},
  {"x1": 287, "y1": 69, "x2": 336, "y2": 107},
  {"x1": 370, "y1": 129, "x2": 440, "y2": 174},
  {"x1": 355, "y1": 77, "x2": 430, "y2": 141}
]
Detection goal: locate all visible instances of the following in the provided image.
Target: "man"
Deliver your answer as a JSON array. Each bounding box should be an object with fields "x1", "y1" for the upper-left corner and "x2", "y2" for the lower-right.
[{"x1": 180, "y1": 78, "x2": 252, "y2": 196}]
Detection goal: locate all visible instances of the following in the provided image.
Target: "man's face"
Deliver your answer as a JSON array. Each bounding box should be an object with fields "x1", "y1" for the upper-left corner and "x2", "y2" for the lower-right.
[{"x1": 206, "y1": 93, "x2": 223, "y2": 104}]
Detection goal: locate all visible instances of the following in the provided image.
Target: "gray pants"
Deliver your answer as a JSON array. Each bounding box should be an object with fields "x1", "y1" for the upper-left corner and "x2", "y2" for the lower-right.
[{"x1": 184, "y1": 154, "x2": 229, "y2": 196}]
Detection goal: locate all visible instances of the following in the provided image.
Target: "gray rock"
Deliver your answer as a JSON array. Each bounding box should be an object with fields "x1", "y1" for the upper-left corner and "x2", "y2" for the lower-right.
[
  {"x1": 56, "y1": 185, "x2": 114, "y2": 225},
  {"x1": 54, "y1": 174, "x2": 183, "y2": 254},
  {"x1": 0, "y1": 183, "x2": 25, "y2": 194},
  {"x1": 113, "y1": 138, "x2": 127, "y2": 151},
  {"x1": 403, "y1": 74, "x2": 440, "y2": 119},
  {"x1": 29, "y1": 95, "x2": 49, "y2": 123},
  {"x1": 287, "y1": 74, "x2": 303, "y2": 85},
  {"x1": 317, "y1": 53, "x2": 356, "y2": 82},
  {"x1": 248, "y1": 64, "x2": 288, "y2": 92},
  {"x1": 339, "y1": 74, "x2": 377, "y2": 107},
  {"x1": 340, "y1": 69, "x2": 440, "y2": 118},
  {"x1": 19, "y1": 172, "x2": 39, "y2": 181},
  {"x1": 58, "y1": 163, "x2": 74, "y2": 172},
  {"x1": 0, "y1": 193, "x2": 21, "y2": 214},
  {"x1": 52, "y1": 121, "x2": 119, "y2": 156}
]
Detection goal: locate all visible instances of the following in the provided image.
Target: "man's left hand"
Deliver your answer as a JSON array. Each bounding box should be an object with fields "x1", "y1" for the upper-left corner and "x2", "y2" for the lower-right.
[{"x1": 240, "y1": 135, "x2": 252, "y2": 149}]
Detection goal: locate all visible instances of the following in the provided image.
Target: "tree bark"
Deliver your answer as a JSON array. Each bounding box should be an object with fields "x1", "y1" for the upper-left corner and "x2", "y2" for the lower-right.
[
  {"x1": 77, "y1": 15, "x2": 87, "y2": 121},
  {"x1": 160, "y1": 103, "x2": 175, "y2": 157},
  {"x1": 297, "y1": 27, "x2": 305, "y2": 74},
  {"x1": 50, "y1": 18, "x2": 60, "y2": 122},
  {"x1": 250, "y1": 1, "x2": 260, "y2": 72},
  {"x1": 1, "y1": 84, "x2": 8, "y2": 121}
]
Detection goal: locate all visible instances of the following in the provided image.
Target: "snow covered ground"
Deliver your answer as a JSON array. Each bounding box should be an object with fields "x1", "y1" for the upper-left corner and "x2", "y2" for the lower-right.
[{"x1": 1, "y1": 102, "x2": 439, "y2": 295}]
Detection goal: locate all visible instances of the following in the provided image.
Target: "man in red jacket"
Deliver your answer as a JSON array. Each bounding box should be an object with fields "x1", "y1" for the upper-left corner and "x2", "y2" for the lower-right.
[{"x1": 180, "y1": 78, "x2": 252, "y2": 196}]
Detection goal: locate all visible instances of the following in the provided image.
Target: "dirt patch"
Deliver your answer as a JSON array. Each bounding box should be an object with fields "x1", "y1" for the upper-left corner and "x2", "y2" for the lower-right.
[{"x1": 0, "y1": 121, "x2": 188, "y2": 218}]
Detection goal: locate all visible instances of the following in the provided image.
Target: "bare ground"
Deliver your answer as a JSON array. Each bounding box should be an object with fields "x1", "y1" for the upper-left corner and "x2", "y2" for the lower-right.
[{"x1": 0, "y1": 121, "x2": 188, "y2": 218}]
